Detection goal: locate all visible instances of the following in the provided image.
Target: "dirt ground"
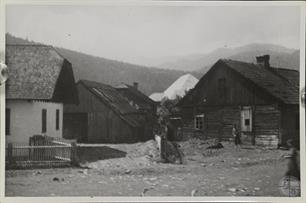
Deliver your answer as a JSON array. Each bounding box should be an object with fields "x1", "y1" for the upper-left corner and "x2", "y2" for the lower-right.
[{"x1": 5, "y1": 139, "x2": 293, "y2": 197}]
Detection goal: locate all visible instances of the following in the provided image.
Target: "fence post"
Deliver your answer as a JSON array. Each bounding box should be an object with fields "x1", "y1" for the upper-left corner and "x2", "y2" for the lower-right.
[
  {"x1": 7, "y1": 143, "x2": 13, "y2": 165},
  {"x1": 29, "y1": 137, "x2": 33, "y2": 160},
  {"x1": 71, "y1": 142, "x2": 79, "y2": 166}
]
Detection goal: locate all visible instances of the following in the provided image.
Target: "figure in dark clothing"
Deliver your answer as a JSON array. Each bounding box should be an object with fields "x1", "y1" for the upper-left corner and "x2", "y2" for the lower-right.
[
  {"x1": 166, "y1": 122, "x2": 176, "y2": 141},
  {"x1": 157, "y1": 123, "x2": 184, "y2": 164},
  {"x1": 285, "y1": 139, "x2": 300, "y2": 180},
  {"x1": 232, "y1": 124, "x2": 241, "y2": 151},
  {"x1": 160, "y1": 133, "x2": 167, "y2": 161}
]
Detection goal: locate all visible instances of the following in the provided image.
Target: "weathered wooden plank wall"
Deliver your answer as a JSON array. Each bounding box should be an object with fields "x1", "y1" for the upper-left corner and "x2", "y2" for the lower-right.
[
  {"x1": 179, "y1": 104, "x2": 282, "y2": 148},
  {"x1": 182, "y1": 64, "x2": 273, "y2": 107},
  {"x1": 280, "y1": 104, "x2": 299, "y2": 145},
  {"x1": 177, "y1": 62, "x2": 291, "y2": 147},
  {"x1": 254, "y1": 105, "x2": 280, "y2": 148},
  {"x1": 64, "y1": 83, "x2": 142, "y2": 143}
]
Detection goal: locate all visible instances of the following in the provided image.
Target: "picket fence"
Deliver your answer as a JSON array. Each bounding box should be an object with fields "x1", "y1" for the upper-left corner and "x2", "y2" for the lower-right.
[{"x1": 6, "y1": 136, "x2": 78, "y2": 169}]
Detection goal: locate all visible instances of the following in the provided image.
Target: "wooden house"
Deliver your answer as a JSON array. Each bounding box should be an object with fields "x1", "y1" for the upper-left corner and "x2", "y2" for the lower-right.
[
  {"x1": 177, "y1": 55, "x2": 299, "y2": 147},
  {"x1": 5, "y1": 44, "x2": 78, "y2": 145},
  {"x1": 116, "y1": 82, "x2": 157, "y2": 138},
  {"x1": 63, "y1": 80, "x2": 151, "y2": 143}
]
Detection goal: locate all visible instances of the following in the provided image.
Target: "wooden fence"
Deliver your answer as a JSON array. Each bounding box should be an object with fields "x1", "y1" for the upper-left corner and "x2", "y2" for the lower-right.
[{"x1": 6, "y1": 136, "x2": 78, "y2": 169}]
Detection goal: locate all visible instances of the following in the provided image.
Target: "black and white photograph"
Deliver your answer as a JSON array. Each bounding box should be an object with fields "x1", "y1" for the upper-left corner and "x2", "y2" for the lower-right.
[{"x1": 0, "y1": 1, "x2": 305, "y2": 201}]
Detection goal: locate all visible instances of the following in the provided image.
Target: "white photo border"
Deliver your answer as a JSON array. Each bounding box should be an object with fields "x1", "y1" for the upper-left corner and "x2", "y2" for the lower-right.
[{"x1": 0, "y1": 1, "x2": 305, "y2": 202}]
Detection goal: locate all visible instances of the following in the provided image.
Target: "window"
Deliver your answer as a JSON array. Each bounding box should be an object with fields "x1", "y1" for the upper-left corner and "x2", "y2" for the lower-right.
[
  {"x1": 218, "y1": 78, "x2": 227, "y2": 103},
  {"x1": 195, "y1": 114, "x2": 204, "y2": 130},
  {"x1": 56, "y1": 109, "x2": 60, "y2": 130},
  {"x1": 241, "y1": 106, "x2": 252, "y2": 132},
  {"x1": 6, "y1": 108, "x2": 10, "y2": 135},
  {"x1": 244, "y1": 119, "x2": 250, "y2": 126},
  {"x1": 42, "y1": 109, "x2": 47, "y2": 133}
]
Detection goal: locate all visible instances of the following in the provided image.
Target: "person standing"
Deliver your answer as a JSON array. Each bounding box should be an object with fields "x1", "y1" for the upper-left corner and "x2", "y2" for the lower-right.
[
  {"x1": 285, "y1": 139, "x2": 300, "y2": 180},
  {"x1": 232, "y1": 124, "x2": 241, "y2": 151}
]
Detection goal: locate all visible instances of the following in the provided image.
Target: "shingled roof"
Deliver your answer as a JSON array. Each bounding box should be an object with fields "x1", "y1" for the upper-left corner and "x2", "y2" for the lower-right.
[
  {"x1": 271, "y1": 67, "x2": 299, "y2": 88},
  {"x1": 6, "y1": 44, "x2": 78, "y2": 103},
  {"x1": 116, "y1": 83, "x2": 156, "y2": 110},
  {"x1": 221, "y1": 59, "x2": 299, "y2": 104},
  {"x1": 79, "y1": 80, "x2": 143, "y2": 127}
]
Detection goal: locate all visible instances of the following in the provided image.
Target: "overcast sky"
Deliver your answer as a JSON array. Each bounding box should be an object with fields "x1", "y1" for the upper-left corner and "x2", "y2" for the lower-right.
[{"x1": 6, "y1": 5, "x2": 301, "y2": 66}]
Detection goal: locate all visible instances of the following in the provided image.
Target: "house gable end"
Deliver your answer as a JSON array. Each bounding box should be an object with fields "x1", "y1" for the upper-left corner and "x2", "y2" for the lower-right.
[
  {"x1": 178, "y1": 60, "x2": 278, "y2": 107},
  {"x1": 77, "y1": 81, "x2": 141, "y2": 128},
  {"x1": 52, "y1": 59, "x2": 78, "y2": 104}
]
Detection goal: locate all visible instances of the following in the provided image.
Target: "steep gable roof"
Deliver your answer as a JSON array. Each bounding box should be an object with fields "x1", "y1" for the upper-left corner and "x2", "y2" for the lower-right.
[
  {"x1": 221, "y1": 59, "x2": 299, "y2": 104},
  {"x1": 179, "y1": 59, "x2": 299, "y2": 106},
  {"x1": 79, "y1": 80, "x2": 142, "y2": 127},
  {"x1": 6, "y1": 44, "x2": 78, "y2": 103}
]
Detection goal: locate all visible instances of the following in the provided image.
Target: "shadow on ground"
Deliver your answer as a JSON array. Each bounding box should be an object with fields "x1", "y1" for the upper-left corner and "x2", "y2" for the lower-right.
[{"x1": 77, "y1": 146, "x2": 127, "y2": 163}]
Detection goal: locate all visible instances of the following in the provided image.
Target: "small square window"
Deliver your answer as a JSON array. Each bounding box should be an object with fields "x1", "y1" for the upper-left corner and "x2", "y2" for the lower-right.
[{"x1": 245, "y1": 119, "x2": 250, "y2": 126}]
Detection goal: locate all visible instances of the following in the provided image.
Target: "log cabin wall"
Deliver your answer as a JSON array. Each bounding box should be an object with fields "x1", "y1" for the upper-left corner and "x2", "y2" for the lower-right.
[
  {"x1": 179, "y1": 106, "x2": 241, "y2": 141},
  {"x1": 253, "y1": 104, "x2": 281, "y2": 148},
  {"x1": 179, "y1": 104, "x2": 281, "y2": 147},
  {"x1": 178, "y1": 63, "x2": 284, "y2": 147}
]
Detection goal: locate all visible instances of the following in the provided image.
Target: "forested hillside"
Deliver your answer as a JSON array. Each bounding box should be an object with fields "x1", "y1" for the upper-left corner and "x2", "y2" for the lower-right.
[{"x1": 6, "y1": 33, "x2": 189, "y2": 95}]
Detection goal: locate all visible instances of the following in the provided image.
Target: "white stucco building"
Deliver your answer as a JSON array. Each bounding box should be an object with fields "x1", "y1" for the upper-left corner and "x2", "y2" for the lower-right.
[{"x1": 5, "y1": 44, "x2": 78, "y2": 145}]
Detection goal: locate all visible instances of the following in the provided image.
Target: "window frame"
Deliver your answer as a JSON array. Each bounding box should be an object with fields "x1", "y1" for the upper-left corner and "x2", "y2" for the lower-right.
[
  {"x1": 194, "y1": 114, "x2": 204, "y2": 130},
  {"x1": 241, "y1": 106, "x2": 252, "y2": 132}
]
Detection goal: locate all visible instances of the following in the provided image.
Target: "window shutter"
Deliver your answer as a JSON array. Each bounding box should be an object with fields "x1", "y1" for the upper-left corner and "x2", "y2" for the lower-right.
[
  {"x1": 56, "y1": 109, "x2": 60, "y2": 130},
  {"x1": 42, "y1": 109, "x2": 47, "y2": 133},
  {"x1": 6, "y1": 108, "x2": 10, "y2": 135}
]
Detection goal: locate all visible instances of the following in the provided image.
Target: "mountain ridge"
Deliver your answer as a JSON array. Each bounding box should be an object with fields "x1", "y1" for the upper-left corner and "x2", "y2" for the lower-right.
[
  {"x1": 5, "y1": 33, "x2": 299, "y2": 95},
  {"x1": 6, "y1": 33, "x2": 188, "y2": 95},
  {"x1": 158, "y1": 43, "x2": 299, "y2": 72}
]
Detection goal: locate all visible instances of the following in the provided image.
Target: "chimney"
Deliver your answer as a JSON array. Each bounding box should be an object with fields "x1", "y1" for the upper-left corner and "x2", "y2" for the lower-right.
[
  {"x1": 256, "y1": 55, "x2": 270, "y2": 68},
  {"x1": 133, "y1": 82, "x2": 138, "y2": 90}
]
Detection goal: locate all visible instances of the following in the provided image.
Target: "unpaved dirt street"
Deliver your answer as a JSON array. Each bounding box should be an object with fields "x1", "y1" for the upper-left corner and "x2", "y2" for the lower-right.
[{"x1": 5, "y1": 140, "x2": 291, "y2": 197}]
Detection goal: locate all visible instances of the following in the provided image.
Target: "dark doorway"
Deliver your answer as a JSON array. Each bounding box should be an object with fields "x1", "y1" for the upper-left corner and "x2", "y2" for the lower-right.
[{"x1": 63, "y1": 113, "x2": 88, "y2": 142}]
